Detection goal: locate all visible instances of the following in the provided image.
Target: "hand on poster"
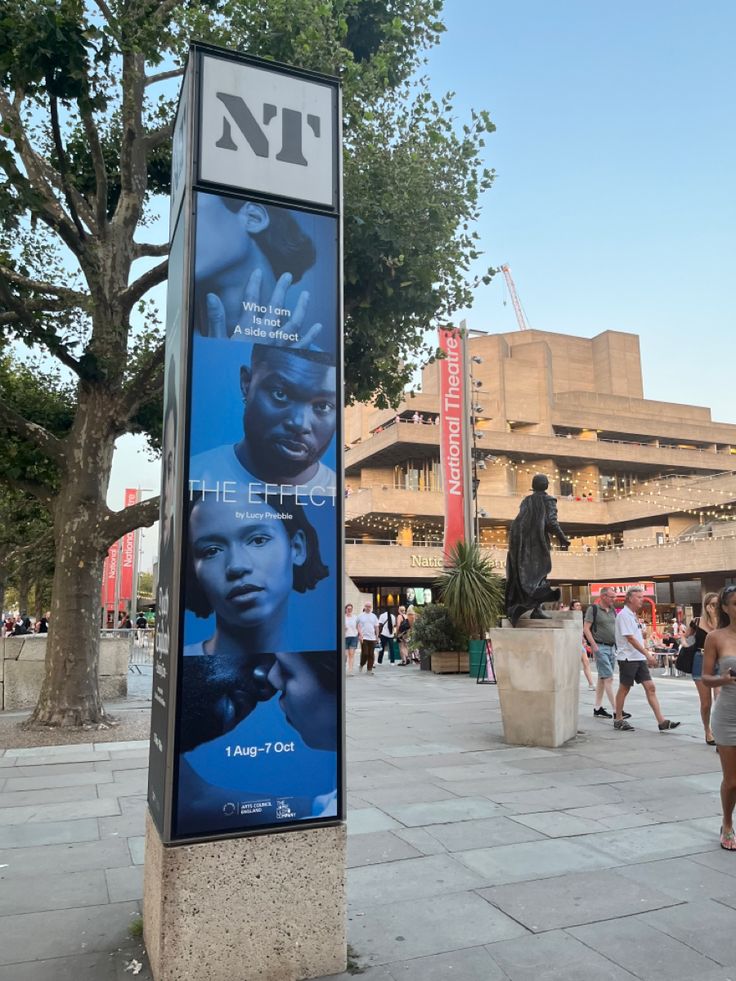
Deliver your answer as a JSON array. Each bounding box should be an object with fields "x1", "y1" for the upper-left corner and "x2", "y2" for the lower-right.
[
  {"x1": 205, "y1": 269, "x2": 323, "y2": 348},
  {"x1": 178, "y1": 651, "x2": 276, "y2": 753}
]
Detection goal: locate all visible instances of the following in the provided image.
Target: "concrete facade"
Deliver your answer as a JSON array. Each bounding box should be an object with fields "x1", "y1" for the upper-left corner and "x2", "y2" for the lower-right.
[{"x1": 344, "y1": 328, "x2": 736, "y2": 599}]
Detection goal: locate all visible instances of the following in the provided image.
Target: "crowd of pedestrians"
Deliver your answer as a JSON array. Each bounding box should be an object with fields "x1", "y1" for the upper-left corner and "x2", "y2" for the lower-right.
[{"x1": 1, "y1": 612, "x2": 49, "y2": 636}]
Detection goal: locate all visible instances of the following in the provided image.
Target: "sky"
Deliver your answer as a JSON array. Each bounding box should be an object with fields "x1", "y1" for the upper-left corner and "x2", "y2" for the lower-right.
[
  {"x1": 110, "y1": 0, "x2": 736, "y2": 568},
  {"x1": 424, "y1": 0, "x2": 735, "y2": 419}
]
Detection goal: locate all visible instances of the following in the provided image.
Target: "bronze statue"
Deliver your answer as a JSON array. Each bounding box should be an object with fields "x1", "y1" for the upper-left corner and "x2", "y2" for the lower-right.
[{"x1": 505, "y1": 474, "x2": 571, "y2": 626}]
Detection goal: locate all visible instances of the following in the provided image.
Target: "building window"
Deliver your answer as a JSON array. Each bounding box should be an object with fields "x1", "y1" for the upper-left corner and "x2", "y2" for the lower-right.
[{"x1": 393, "y1": 458, "x2": 442, "y2": 492}]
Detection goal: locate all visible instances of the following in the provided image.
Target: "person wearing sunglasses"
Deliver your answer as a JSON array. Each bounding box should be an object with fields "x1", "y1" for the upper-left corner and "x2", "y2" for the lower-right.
[{"x1": 702, "y1": 584, "x2": 736, "y2": 850}]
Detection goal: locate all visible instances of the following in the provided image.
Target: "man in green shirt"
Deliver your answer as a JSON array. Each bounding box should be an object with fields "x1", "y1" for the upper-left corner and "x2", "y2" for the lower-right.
[{"x1": 584, "y1": 587, "x2": 630, "y2": 720}]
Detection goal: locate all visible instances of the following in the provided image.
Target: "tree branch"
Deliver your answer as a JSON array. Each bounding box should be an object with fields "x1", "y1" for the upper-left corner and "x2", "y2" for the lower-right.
[
  {"x1": 145, "y1": 122, "x2": 174, "y2": 151},
  {"x1": 145, "y1": 68, "x2": 184, "y2": 87},
  {"x1": 120, "y1": 258, "x2": 168, "y2": 314},
  {"x1": 132, "y1": 241, "x2": 169, "y2": 260},
  {"x1": 113, "y1": 50, "x2": 147, "y2": 236},
  {"x1": 115, "y1": 340, "x2": 165, "y2": 425},
  {"x1": 79, "y1": 96, "x2": 109, "y2": 231},
  {"x1": 0, "y1": 279, "x2": 84, "y2": 376},
  {"x1": 101, "y1": 495, "x2": 160, "y2": 545},
  {"x1": 0, "y1": 396, "x2": 66, "y2": 465},
  {"x1": 0, "y1": 91, "x2": 84, "y2": 258},
  {"x1": 0, "y1": 266, "x2": 88, "y2": 307},
  {"x1": 48, "y1": 95, "x2": 87, "y2": 239}
]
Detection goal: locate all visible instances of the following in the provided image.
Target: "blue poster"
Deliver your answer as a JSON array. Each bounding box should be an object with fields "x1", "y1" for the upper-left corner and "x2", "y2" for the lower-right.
[{"x1": 172, "y1": 191, "x2": 340, "y2": 838}]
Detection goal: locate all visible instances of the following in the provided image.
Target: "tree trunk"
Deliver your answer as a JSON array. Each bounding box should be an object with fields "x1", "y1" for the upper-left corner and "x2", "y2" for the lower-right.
[
  {"x1": 29, "y1": 392, "x2": 116, "y2": 727},
  {"x1": 17, "y1": 568, "x2": 29, "y2": 617}
]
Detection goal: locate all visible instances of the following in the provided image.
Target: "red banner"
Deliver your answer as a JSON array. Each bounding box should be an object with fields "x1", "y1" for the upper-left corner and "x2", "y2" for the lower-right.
[
  {"x1": 119, "y1": 488, "x2": 138, "y2": 601},
  {"x1": 439, "y1": 329, "x2": 465, "y2": 555},
  {"x1": 102, "y1": 542, "x2": 119, "y2": 608}
]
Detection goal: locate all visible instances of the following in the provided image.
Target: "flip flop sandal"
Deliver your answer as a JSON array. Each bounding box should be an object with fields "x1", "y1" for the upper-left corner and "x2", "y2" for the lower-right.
[{"x1": 720, "y1": 827, "x2": 736, "y2": 851}]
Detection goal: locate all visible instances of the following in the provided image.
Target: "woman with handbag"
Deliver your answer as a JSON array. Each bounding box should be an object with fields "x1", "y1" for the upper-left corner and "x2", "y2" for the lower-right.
[{"x1": 684, "y1": 592, "x2": 720, "y2": 745}]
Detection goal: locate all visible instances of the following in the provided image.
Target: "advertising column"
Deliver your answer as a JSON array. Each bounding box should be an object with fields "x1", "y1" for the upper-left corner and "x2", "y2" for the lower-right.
[{"x1": 144, "y1": 44, "x2": 345, "y2": 981}]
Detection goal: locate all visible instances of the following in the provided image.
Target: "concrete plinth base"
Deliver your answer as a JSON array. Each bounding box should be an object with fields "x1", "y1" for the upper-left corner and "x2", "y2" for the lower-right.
[
  {"x1": 490, "y1": 612, "x2": 581, "y2": 748},
  {"x1": 143, "y1": 810, "x2": 347, "y2": 981}
]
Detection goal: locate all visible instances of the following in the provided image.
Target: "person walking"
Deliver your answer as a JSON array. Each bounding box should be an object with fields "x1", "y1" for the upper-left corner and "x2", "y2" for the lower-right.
[
  {"x1": 344, "y1": 603, "x2": 359, "y2": 674},
  {"x1": 702, "y1": 584, "x2": 736, "y2": 850},
  {"x1": 377, "y1": 608, "x2": 395, "y2": 664},
  {"x1": 584, "y1": 587, "x2": 629, "y2": 720},
  {"x1": 357, "y1": 602, "x2": 379, "y2": 674},
  {"x1": 685, "y1": 592, "x2": 720, "y2": 744},
  {"x1": 613, "y1": 585, "x2": 680, "y2": 732},
  {"x1": 395, "y1": 605, "x2": 411, "y2": 664},
  {"x1": 571, "y1": 600, "x2": 594, "y2": 690}
]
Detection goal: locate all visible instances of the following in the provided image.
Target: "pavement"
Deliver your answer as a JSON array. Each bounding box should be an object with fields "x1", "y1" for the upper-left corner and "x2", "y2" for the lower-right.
[{"x1": 1, "y1": 665, "x2": 735, "y2": 981}]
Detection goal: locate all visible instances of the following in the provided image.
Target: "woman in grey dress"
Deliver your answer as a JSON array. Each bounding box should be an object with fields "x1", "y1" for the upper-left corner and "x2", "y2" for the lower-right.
[{"x1": 702, "y1": 584, "x2": 736, "y2": 850}]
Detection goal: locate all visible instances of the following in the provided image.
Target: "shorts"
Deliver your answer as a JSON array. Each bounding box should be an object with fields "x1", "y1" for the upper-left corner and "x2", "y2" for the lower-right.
[
  {"x1": 594, "y1": 644, "x2": 616, "y2": 680},
  {"x1": 345, "y1": 636, "x2": 358, "y2": 649},
  {"x1": 692, "y1": 651, "x2": 718, "y2": 681},
  {"x1": 618, "y1": 659, "x2": 651, "y2": 687}
]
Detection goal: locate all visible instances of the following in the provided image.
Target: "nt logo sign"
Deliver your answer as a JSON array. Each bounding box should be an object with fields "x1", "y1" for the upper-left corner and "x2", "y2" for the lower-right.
[{"x1": 215, "y1": 93, "x2": 322, "y2": 168}]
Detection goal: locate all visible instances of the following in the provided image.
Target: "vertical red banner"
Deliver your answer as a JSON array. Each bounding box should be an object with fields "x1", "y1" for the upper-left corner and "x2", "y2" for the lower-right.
[
  {"x1": 439, "y1": 329, "x2": 465, "y2": 555},
  {"x1": 119, "y1": 488, "x2": 138, "y2": 602},
  {"x1": 103, "y1": 542, "x2": 118, "y2": 607}
]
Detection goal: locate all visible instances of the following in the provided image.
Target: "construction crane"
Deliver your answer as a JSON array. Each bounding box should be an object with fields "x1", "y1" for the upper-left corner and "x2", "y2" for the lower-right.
[{"x1": 500, "y1": 264, "x2": 532, "y2": 332}]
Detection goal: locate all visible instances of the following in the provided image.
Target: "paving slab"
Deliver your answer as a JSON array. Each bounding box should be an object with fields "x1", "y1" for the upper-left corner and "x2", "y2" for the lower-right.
[
  {"x1": 484, "y1": 929, "x2": 640, "y2": 980},
  {"x1": 357, "y1": 783, "x2": 459, "y2": 808},
  {"x1": 568, "y1": 915, "x2": 723, "y2": 981},
  {"x1": 617, "y1": 856, "x2": 736, "y2": 902},
  {"x1": 2, "y1": 770, "x2": 114, "y2": 791},
  {"x1": 0, "y1": 797, "x2": 120, "y2": 825},
  {"x1": 346, "y1": 890, "x2": 527, "y2": 966},
  {"x1": 0, "y1": 868, "x2": 109, "y2": 916},
  {"x1": 348, "y1": 807, "x2": 402, "y2": 835},
  {"x1": 455, "y1": 837, "x2": 617, "y2": 885},
  {"x1": 425, "y1": 815, "x2": 545, "y2": 851},
  {"x1": 386, "y1": 944, "x2": 506, "y2": 980},
  {"x1": 347, "y1": 831, "x2": 423, "y2": 868},
  {"x1": 0, "y1": 835, "x2": 131, "y2": 877},
  {"x1": 576, "y1": 820, "x2": 715, "y2": 864},
  {"x1": 479, "y1": 868, "x2": 681, "y2": 932},
  {"x1": 348, "y1": 853, "x2": 488, "y2": 910},
  {"x1": 0, "y1": 901, "x2": 140, "y2": 965},
  {"x1": 0, "y1": 816, "x2": 100, "y2": 849},
  {"x1": 0, "y1": 784, "x2": 101, "y2": 809},
  {"x1": 381, "y1": 796, "x2": 503, "y2": 827},
  {"x1": 641, "y1": 899, "x2": 736, "y2": 966},
  {"x1": 105, "y1": 864, "x2": 144, "y2": 902}
]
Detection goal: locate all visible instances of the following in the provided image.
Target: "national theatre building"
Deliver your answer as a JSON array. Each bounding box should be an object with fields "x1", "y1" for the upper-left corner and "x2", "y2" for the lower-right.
[{"x1": 344, "y1": 329, "x2": 736, "y2": 620}]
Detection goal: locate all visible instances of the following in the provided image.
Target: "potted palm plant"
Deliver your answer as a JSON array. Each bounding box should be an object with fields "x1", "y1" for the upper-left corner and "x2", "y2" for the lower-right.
[{"x1": 436, "y1": 540, "x2": 505, "y2": 676}]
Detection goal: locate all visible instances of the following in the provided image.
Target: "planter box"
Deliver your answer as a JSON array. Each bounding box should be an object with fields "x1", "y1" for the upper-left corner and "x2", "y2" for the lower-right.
[{"x1": 430, "y1": 651, "x2": 469, "y2": 674}]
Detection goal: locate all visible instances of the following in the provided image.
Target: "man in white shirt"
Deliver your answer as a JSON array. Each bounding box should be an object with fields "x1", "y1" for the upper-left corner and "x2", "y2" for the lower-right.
[
  {"x1": 613, "y1": 585, "x2": 680, "y2": 732},
  {"x1": 357, "y1": 603, "x2": 380, "y2": 674},
  {"x1": 377, "y1": 609, "x2": 395, "y2": 664}
]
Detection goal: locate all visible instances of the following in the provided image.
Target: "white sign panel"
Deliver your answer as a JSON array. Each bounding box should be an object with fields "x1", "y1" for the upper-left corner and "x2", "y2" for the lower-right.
[{"x1": 199, "y1": 54, "x2": 336, "y2": 208}]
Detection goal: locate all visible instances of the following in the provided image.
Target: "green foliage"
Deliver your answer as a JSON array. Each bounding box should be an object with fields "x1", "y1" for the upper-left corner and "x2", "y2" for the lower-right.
[
  {"x1": 436, "y1": 540, "x2": 505, "y2": 638},
  {"x1": 409, "y1": 603, "x2": 468, "y2": 654}
]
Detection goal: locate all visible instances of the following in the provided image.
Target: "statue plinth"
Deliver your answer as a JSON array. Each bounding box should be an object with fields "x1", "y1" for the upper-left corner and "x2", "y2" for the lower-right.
[{"x1": 490, "y1": 612, "x2": 581, "y2": 748}]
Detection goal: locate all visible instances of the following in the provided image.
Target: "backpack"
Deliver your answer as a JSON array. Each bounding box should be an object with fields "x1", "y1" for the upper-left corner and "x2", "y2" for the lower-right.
[{"x1": 397, "y1": 615, "x2": 410, "y2": 636}]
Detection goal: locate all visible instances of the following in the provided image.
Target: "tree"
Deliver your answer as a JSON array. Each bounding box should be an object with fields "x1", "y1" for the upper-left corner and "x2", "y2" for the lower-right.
[
  {"x1": 436, "y1": 540, "x2": 505, "y2": 638},
  {"x1": 0, "y1": 0, "x2": 495, "y2": 725}
]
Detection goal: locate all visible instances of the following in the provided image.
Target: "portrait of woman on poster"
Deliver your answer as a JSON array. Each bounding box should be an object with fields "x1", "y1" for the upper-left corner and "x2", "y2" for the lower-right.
[
  {"x1": 184, "y1": 490, "x2": 329, "y2": 657},
  {"x1": 194, "y1": 192, "x2": 331, "y2": 350}
]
